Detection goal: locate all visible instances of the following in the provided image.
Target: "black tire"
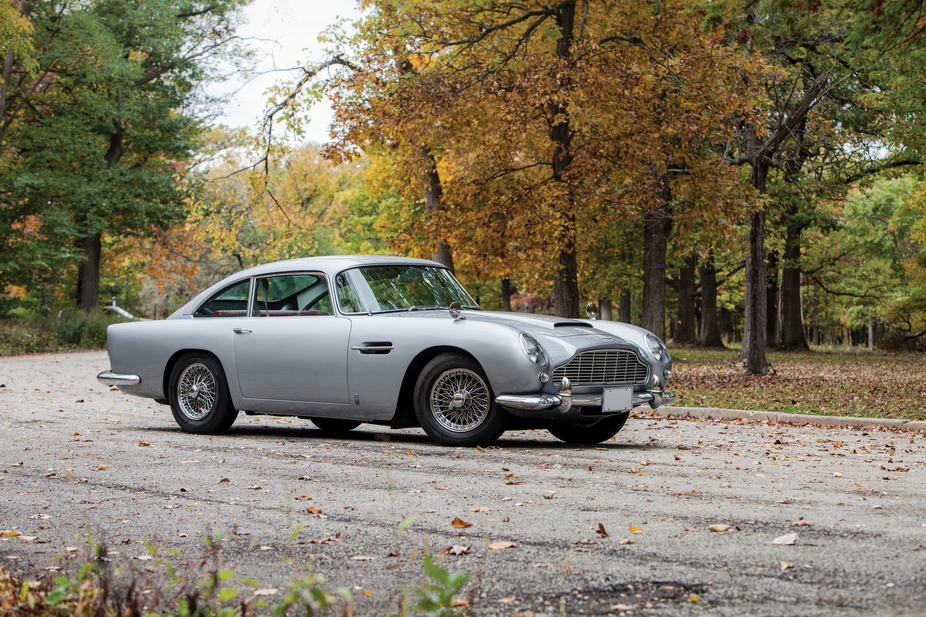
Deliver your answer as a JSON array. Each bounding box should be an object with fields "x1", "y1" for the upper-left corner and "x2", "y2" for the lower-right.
[
  {"x1": 547, "y1": 413, "x2": 629, "y2": 444},
  {"x1": 413, "y1": 353, "x2": 508, "y2": 446},
  {"x1": 168, "y1": 353, "x2": 237, "y2": 435},
  {"x1": 310, "y1": 418, "x2": 362, "y2": 432}
]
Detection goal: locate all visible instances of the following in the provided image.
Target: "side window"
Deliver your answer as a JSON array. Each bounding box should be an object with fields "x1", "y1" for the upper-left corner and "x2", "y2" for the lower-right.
[
  {"x1": 252, "y1": 274, "x2": 332, "y2": 317},
  {"x1": 194, "y1": 279, "x2": 251, "y2": 317}
]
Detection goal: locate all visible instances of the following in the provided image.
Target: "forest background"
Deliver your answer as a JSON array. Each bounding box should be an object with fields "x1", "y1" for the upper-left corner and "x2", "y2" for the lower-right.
[{"x1": 4, "y1": 0, "x2": 926, "y2": 384}]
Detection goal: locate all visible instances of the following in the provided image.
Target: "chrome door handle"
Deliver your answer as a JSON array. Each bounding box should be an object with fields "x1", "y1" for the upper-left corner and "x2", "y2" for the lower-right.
[{"x1": 233, "y1": 328, "x2": 252, "y2": 334}]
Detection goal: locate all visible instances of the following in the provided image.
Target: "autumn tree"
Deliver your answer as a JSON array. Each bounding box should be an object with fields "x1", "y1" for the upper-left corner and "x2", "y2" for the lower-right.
[{"x1": 323, "y1": 0, "x2": 764, "y2": 324}]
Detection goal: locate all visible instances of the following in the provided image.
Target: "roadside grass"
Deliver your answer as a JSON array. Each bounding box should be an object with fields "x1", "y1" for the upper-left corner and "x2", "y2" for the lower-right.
[{"x1": 670, "y1": 345, "x2": 926, "y2": 420}]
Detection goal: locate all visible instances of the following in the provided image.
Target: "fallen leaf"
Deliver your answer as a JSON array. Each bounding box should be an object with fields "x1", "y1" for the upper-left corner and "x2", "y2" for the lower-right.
[
  {"x1": 450, "y1": 517, "x2": 472, "y2": 529},
  {"x1": 708, "y1": 524, "x2": 731, "y2": 532},
  {"x1": 629, "y1": 527, "x2": 645, "y2": 534},
  {"x1": 772, "y1": 533, "x2": 798, "y2": 545},
  {"x1": 872, "y1": 505, "x2": 884, "y2": 510},
  {"x1": 791, "y1": 519, "x2": 813, "y2": 527},
  {"x1": 247, "y1": 485, "x2": 262, "y2": 490},
  {"x1": 688, "y1": 594, "x2": 701, "y2": 603},
  {"x1": 350, "y1": 556, "x2": 376, "y2": 561},
  {"x1": 138, "y1": 441, "x2": 151, "y2": 447},
  {"x1": 219, "y1": 478, "x2": 230, "y2": 483},
  {"x1": 832, "y1": 472, "x2": 842, "y2": 477},
  {"x1": 253, "y1": 588, "x2": 278, "y2": 596},
  {"x1": 488, "y1": 541, "x2": 516, "y2": 550},
  {"x1": 435, "y1": 486, "x2": 452, "y2": 490},
  {"x1": 497, "y1": 597, "x2": 518, "y2": 604},
  {"x1": 306, "y1": 507, "x2": 323, "y2": 515},
  {"x1": 443, "y1": 545, "x2": 471, "y2": 556},
  {"x1": 618, "y1": 538, "x2": 634, "y2": 545},
  {"x1": 610, "y1": 604, "x2": 638, "y2": 611},
  {"x1": 780, "y1": 561, "x2": 795, "y2": 571},
  {"x1": 470, "y1": 507, "x2": 492, "y2": 512},
  {"x1": 596, "y1": 523, "x2": 608, "y2": 537}
]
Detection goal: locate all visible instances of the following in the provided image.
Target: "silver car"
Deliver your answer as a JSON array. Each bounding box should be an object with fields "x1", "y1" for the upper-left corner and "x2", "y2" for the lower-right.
[{"x1": 98, "y1": 256, "x2": 674, "y2": 446}]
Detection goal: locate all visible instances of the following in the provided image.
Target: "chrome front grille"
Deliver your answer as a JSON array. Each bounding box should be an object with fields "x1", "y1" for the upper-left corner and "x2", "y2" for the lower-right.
[{"x1": 552, "y1": 350, "x2": 648, "y2": 386}]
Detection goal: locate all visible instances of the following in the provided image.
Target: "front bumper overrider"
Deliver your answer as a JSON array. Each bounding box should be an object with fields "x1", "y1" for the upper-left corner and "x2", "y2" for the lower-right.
[{"x1": 496, "y1": 375, "x2": 675, "y2": 417}]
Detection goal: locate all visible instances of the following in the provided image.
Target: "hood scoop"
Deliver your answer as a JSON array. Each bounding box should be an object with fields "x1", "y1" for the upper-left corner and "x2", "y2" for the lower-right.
[{"x1": 554, "y1": 322, "x2": 593, "y2": 328}]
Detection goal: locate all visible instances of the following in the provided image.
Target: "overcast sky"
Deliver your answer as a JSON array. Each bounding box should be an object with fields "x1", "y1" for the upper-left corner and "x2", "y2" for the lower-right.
[{"x1": 210, "y1": 0, "x2": 362, "y2": 144}]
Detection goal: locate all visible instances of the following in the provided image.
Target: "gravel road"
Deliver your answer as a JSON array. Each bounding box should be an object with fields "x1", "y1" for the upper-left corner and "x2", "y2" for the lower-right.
[{"x1": 1, "y1": 350, "x2": 925, "y2": 616}]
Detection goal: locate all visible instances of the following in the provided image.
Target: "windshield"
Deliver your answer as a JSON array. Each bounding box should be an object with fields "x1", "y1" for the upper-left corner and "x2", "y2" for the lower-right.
[{"x1": 335, "y1": 265, "x2": 479, "y2": 314}]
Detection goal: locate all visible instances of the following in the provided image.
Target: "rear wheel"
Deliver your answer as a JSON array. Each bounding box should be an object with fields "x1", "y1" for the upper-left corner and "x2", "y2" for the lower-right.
[
  {"x1": 168, "y1": 353, "x2": 237, "y2": 435},
  {"x1": 413, "y1": 353, "x2": 508, "y2": 446},
  {"x1": 310, "y1": 418, "x2": 362, "y2": 432},
  {"x1": 547, "y1": 413, "x2": 629, "y2": 444}
]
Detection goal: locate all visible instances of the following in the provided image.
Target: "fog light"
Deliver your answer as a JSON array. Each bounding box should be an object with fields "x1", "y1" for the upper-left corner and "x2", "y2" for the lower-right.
[
  {"x1": 664, "y1": 369, "x2": 672, "y2": 381},
  {"x1": 539, "y1": 372, "x2": 550, "y2": 383}
]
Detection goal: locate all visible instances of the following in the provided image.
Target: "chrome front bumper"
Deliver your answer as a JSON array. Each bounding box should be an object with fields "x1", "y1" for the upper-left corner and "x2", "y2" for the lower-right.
[
  {"x1": 97, "y1": 371, "x2": 141, "y2": 387},
  {"x1": 496, "y1": 376, "x2": 675, "y2": 414}
]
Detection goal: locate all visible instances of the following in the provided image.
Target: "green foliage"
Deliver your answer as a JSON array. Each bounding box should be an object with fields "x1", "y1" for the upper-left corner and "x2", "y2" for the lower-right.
[
  {"x1": 410, "y1": 555, "x2": 472, "y2": 617},
  {"x1": 0, "y1": 0, "x2": 248, "y2": 308}
]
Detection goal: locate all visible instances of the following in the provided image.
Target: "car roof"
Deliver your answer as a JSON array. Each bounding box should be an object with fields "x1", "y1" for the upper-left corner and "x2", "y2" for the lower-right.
[{"x1": 236, "y1": 255, "x2": 444, "y2": 278}]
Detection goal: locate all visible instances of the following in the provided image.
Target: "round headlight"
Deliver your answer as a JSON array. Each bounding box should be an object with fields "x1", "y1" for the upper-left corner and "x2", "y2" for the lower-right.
[
  {"x1": 519, "y1": 333, "x2": 548, "y2": 367},
  {"x1": 644, "y1": 333, "x2": 670, "y2": 364}
]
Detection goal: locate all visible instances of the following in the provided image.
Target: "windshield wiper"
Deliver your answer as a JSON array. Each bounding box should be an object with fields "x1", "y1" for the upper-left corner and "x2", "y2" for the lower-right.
[
  {"x1": 408, "y1": 305, "x2": 443, "y2": 311},
  {"x1": 459, "y1": 305, "x2": 483, "y2": 310}
]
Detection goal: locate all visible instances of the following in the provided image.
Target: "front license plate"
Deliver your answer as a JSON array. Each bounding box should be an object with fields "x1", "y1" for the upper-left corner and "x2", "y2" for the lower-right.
[{"x1": 602, "y1": 387, "x2": 632, "y2": 412}]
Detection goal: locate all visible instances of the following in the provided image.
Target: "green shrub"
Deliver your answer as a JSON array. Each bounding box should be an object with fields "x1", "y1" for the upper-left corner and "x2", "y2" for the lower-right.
[
  {"x1": 54, "y1": 311, "x2": 121, "y2": 349},
  {"x1": 0, "y1": 319, "x2": 56, "y2": 355}
]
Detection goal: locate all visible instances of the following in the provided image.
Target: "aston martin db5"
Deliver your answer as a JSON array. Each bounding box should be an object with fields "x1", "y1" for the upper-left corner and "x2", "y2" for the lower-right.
[{"x1": 98, "y1": 256, "x2": 674, "y2": 446}]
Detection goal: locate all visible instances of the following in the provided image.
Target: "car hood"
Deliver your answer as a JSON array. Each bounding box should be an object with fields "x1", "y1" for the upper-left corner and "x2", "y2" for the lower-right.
[{"x1": 402, "y1": 310, "x2": 638, "y2": 347}]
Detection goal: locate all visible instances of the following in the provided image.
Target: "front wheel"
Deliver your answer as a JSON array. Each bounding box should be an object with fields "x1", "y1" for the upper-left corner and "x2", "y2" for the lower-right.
[
  {"x1": 168, "y1": 353, "x2": 237, "y2": 435},
  {"x1": 309, "y1": 418, "x2": 362, "y2": 432},
  {"x1": 413, "y1": 353, "x2": 508, "y2": 446},
  {"x1": 547, "y1": 413, "x2": 629, "y2": 444}
]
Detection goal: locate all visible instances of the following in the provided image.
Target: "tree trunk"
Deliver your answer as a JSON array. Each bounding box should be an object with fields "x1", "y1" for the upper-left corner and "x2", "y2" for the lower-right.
[
  {"x1": 599, "y1": 298, "x2": 612, "y2": 321},
  {"x1": 675, "y1": 253, "x2": 697, "y2": 345},
  {"x1": 766, "y1": 248, "x2": 779, "y2": 347},
  {"x1": 619, "y1": 289, "x2": 631, "y2": 324},
  {"x1": 719, "y1": 305, "x2": 733, "y2": 344},
  {"x1": 642, "y1": 199, "x2": 671, "y2": 340},
  {"x1": 76, "y1": 232, "x2": 102, "y2": 311},
  {"x1": 0, "y1": 49, "x2": 14, "y2": 147},
  {"x1": 741, "y1": 208, "x2": 768, "y2": 373},
  {"x1": 501, "y1": 278, "x2": 512, "y2": 311},
  {"x1": 779, "y1": 227, "x2": 809, "y2": 350},
  {"x1": 549, "y1": 2, "x2": 579, "y2": 319},
  {"x1": 422, "y1": 148, "x2": 454, "y2": 272},
  {"x1": 699, "y1": 254, "x2": 724, "y2": 347}
]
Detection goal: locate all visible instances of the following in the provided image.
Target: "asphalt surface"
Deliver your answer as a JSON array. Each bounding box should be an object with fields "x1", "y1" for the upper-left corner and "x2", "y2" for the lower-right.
[{"x1": 1, "y1": 350, "x2": 925, "y2": 617}]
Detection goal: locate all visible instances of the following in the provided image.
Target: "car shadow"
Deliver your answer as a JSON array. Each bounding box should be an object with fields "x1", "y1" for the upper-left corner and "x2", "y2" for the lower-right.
[{"x1": 144, "y1": 422, "x2": 660, "y2": 451}]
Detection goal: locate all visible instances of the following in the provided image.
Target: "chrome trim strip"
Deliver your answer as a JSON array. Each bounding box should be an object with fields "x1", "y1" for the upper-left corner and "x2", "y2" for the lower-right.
[{"x1": 97, "y1": 371, "x2": 141, "y2": 387}]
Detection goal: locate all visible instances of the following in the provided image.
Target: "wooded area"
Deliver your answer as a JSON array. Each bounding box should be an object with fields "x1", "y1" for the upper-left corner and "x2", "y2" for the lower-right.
[{"x1": 4, "y1": 0, "x2": 926, "y2": 373}]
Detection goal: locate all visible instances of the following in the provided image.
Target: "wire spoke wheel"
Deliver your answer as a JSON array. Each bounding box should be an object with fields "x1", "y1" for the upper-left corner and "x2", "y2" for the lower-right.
[
  {"x1": 177, "y1": 362, "x2": 217, "y2": 421},
  {"x1": 429, "y1": 368, "x2": 490, "y2": 433}
]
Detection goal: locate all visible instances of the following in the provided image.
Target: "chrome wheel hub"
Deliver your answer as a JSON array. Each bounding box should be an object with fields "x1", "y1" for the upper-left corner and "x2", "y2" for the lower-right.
[
  {"x1": 178, "y1": 363, "x2": 216, "y2": 421},
  {"x1": 430, "y1": 368, "x2": 490, "y2": 433}
]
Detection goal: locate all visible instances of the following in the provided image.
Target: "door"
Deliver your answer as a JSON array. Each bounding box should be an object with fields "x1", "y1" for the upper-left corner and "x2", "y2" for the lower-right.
[{"x1": 232, "y1": 273, "x2": 351, "y2": 404}]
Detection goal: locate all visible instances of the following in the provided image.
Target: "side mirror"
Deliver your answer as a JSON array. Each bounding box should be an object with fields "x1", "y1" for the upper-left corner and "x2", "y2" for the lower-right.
[{"x1": 585, "y1": 302, "x2": 597, "y2": 320}]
